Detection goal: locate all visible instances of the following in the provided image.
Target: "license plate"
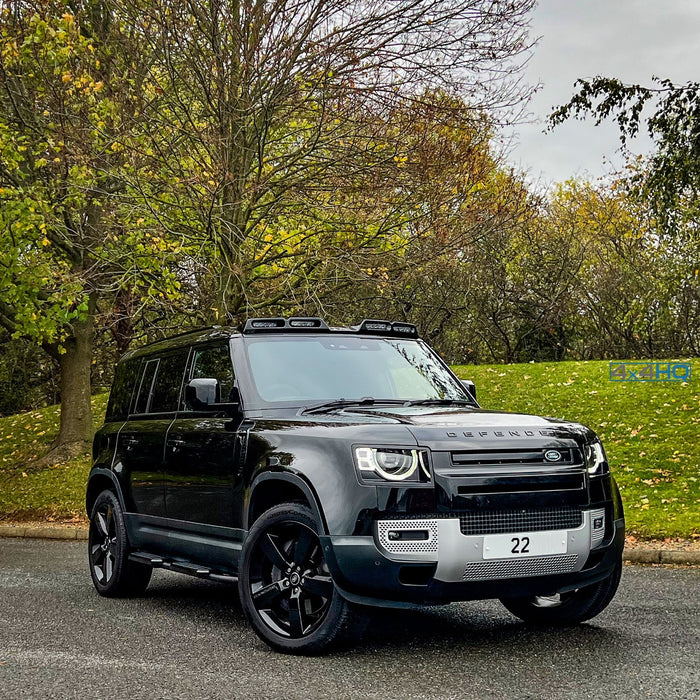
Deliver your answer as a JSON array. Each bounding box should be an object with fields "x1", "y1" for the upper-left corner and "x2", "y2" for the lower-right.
[{"x1": 482, "y1": 530, "x2": 568, "y2": 560}]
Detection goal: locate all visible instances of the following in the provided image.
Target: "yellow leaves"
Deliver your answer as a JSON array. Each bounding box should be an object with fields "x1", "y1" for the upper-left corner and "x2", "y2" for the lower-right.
[
  {"x1": 61, "y1": 73, "x2": 72, "y2": 83},
  {"x1": 264, "y1": 234, "x2": 273, "y2": 243},
  {"x1": 41, "y1": 237, "x2": 50, "y2": 247},
  {"x1": 93, "y1": 81, "x2": 103, "y2": 92}
]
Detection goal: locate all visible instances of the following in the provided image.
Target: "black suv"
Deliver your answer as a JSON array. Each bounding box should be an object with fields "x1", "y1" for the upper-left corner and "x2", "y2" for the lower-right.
[{"x1": 87, "y1": 318, "x2": 624, "y2": 653}]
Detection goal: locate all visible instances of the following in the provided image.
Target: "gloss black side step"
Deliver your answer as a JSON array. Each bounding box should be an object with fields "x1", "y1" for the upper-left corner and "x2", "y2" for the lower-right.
[{"x1": 128, "y1": 551, "x2": 237, "y2": 582}]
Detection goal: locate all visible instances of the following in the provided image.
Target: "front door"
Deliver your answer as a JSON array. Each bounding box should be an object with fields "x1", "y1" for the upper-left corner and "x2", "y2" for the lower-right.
[{"x1": 164, "y1": 342, "x2": 242, "y2": 527}]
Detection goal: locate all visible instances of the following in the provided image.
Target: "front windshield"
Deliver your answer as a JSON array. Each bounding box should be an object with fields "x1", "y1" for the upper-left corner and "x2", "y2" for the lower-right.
[{"x1": 243, "y1": 335, "x2": 470, "y2": 405}]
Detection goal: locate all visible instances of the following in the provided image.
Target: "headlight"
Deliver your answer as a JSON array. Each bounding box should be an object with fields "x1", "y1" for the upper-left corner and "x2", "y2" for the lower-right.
[
  {"x1": 585, "y1": 439, "x2": 609, "y2": 476},
  {"x1": 354, "y1": 447, "x2": 430, "y2": 482}
]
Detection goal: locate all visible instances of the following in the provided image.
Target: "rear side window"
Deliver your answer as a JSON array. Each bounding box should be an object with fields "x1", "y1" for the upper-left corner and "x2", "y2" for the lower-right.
[
  {"x1": 133, "y1": 359, "x2": 159, "y2": 414},
  {"x1": 149, "y1": 352, "x2": 189, "y2": 413},
  {"x1": 105, "y1": 359, "x2": 141, "y2": 421}
]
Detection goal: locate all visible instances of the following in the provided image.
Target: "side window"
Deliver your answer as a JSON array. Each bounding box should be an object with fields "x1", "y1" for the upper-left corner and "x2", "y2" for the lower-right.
[
  {"x1": 186, "y1": 344, "x2": 235, "y2": 409},
  {"x1": 149, "y1": 351, "x2": 189, "y2": 413},
  {"x1": 106, "y1": 359, "x2": 141, "y2": 421},
  {"x1": 133, "y1": 359, "x2": 159, "y2": 414}
]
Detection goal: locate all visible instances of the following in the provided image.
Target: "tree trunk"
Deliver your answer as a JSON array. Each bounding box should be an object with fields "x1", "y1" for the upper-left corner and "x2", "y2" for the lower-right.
[{"x1": 40, "y1": 298, "x2": 96, "y2": 464}]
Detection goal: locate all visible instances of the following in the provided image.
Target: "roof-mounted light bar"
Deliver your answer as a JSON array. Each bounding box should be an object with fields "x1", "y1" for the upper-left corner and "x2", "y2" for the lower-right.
[
  {"x1": 358, "y1": 319, "x2": 419, "y2": 338},
  {"x1": 243, "y1": 317, "x2": 330, "y2": 334},
  {"x1": 242, "y1": 317, "x2": 419, "y2": 338}
]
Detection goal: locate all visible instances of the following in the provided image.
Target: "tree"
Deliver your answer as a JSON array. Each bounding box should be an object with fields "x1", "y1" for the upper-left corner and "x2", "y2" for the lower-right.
[
  {"x1": 549, "y1": 77, "x2": 700, "y2": 240},
  {"x1": 119, "y1": 0, "x2": 536, "y2": 322},
  {"x1": 550, "y1": 78, "x2": 700, "y2": 358},
  {"x1": 0, "y1": 2, "x2": 184, "y2": 460}
]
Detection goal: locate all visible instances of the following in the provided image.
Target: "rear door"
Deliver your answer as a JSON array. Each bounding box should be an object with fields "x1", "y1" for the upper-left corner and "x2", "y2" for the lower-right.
[
  {"x1": 164, "y1": 341, "x2": 242, "y2": 527},
  {"x1": 115, "y1": 351, "x2": 188, "y2": 516}
]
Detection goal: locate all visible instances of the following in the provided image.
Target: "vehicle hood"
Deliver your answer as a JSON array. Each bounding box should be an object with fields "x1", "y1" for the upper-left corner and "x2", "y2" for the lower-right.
[
  {"x1": 341, "y1": 405, "x2": 593, "y2": 450},
  {"x1": 253, "y1": 405, "x2": 595, "y2": 451}
]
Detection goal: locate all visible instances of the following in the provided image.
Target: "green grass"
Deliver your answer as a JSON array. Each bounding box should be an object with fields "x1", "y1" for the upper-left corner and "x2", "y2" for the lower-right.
[
  {"x1": 0, "y1": 360, "x2": 698, "y2": 537},
  {"x1": 0, "y1": 394, "x2": 107, "y2": 521},
  {"x1": 453, "y1": 360, "x2": 699, "y2": 539}
]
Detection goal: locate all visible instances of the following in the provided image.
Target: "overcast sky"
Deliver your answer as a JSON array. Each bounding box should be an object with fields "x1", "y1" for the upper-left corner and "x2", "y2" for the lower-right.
[{"x1": 508, "y1": 0, "x2": 700, "y2": 185}]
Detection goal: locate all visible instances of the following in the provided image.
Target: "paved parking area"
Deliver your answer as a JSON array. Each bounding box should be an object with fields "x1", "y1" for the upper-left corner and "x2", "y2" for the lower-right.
[{"x1": 0, "y1": 539, "x2": 698, "y2": 699}]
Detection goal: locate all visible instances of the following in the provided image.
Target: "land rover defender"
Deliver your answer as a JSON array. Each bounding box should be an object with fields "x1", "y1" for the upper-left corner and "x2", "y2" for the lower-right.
[{"x1": 87, "y1": 318, "x2": 624, "y2": 653}]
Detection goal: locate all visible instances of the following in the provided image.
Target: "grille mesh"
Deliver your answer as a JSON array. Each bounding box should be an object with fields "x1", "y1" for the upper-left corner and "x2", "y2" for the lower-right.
[
  {"x1": 377, "y1": 519, "x2": 439, "y2": 554},
  {"x1": 462, "y1": 554, "x2": 579, "y2": 581},
  {"x1": 459, "y1": 507, "x2": 582, "y2": 536}
]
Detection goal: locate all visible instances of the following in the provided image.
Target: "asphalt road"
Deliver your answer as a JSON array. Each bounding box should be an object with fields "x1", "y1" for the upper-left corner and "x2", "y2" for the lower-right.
[{"x1": 0, "y1": 539, "x2": 698, "y2": 700}]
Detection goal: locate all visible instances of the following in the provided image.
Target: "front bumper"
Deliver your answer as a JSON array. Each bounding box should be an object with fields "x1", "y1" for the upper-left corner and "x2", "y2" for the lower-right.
[{"x1": 322, "y1": 512, "x2": 625, "y2": 607}]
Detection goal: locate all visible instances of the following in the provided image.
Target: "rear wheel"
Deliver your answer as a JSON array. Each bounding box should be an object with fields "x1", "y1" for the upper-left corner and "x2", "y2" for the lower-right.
[
  {"x1": 88, "y1": 489, "x2": 152, "y2": 597},
  {"x1": 239, "y1": 503, "x2": 365, "y2": 654},
  {"x1": 499, "y1": 559, "x2": 622, "y2": 625}
]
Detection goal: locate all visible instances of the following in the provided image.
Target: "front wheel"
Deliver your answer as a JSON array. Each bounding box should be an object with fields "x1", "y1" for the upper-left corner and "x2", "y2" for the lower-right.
[
  {"x1": 88, "y1": 489, "x2": 152, "y2": 597},
  {"x1": 239, "y1": 503, "x2": 364, "y2": 654},
  {"x1": 499, "y1": 559, "x2": 622, "y2": 625}
]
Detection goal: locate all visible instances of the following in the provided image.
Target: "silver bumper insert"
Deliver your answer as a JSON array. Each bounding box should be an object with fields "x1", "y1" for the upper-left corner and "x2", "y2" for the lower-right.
[{"x1": 375, "y1": 510, "x2": 599, "y2": 583}]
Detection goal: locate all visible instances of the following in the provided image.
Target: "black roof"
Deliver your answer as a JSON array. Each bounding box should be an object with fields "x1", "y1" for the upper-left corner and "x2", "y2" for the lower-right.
[
  {"x1": 121, "y1": 318, "x2": 419, "y2": 361},
  {"x1": 121, "y1": 327, "x2": 235, "y2": 360}
]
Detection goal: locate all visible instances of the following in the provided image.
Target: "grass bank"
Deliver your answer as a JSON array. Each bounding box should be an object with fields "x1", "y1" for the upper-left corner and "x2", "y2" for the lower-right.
[
  {"x1": 0, "y1": 360, "x2": 697, "y2": 537},
  {"x1": 454, "y1": 360, "x2": 698, "y2": 538},
  {"x1": 0, "y1": 394, "x2": 107, "y2": 522}
]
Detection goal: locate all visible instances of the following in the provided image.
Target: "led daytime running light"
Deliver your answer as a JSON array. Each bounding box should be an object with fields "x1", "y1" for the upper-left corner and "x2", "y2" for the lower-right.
[{"x1": 355, "y1": 447, "x2": 428, "y2": 481}]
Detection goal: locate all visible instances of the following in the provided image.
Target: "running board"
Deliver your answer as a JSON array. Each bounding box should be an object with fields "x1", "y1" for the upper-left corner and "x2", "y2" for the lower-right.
[{"x1": 129, "y1": 551, "x2": 237, "y2": 583}]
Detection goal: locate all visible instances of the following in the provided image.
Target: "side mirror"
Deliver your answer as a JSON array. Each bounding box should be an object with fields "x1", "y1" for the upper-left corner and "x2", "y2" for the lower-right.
[
  {"x1": 461, "y1": 379, "x2": 477, "y2": 402},
  {"x1": 185, "y1": 377, "x2": 219, "y2": 410}
]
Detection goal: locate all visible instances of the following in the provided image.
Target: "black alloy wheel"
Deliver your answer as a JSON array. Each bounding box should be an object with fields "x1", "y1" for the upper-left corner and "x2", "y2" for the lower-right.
[
  {"x1": 90, "y1": 501, "x2": 118, "y2": 586},
  {"x1": 239, "y1": 503, "x2": 365, "y2": 654},
  {"x1": 88, "y1": 490, "x2": 152, "y2": 597}
]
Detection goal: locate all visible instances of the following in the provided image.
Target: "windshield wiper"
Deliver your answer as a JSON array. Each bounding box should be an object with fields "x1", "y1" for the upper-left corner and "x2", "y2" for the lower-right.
[
  {"x1": 404, "y1": 398, "x2": 475, "y2": 407},
  {"x1": 302, "y1": 398, "x2": 406, "y2": 415}
]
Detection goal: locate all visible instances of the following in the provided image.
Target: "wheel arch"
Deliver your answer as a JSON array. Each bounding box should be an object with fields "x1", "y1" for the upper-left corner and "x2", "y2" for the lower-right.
[
  {"x1": 86, "y1": 469, "x2": 126, "y2": 516},
  {"x1": 247, "y1": 472, "x2": 328, "y2": 534}
]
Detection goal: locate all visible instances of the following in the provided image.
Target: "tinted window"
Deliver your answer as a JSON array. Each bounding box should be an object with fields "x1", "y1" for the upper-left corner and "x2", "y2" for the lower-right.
[
  {"x1": 150, "y1": 352, "x2": 189, "y2": 413},
  {"x1": 134, "y1": 359, "x2": 159, "y2": 414},
  {"x1": 105, "y1": 359, "x2": 141, "y2": 421},
  {"x1": 244, "y1": 336, "x2": 468, "y2": 404},
  {"x1": 186, "y1": 344, "x2": 235, "y2": 408}
]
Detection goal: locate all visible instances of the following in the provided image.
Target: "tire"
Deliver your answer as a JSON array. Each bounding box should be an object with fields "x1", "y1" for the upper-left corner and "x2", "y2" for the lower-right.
[
  {"x1": 499, "y1": 559, "x2": 622, "y2": 626},
  {"x1": 88, "y1": 489, "x2": 152, "y2": 597},
  {"x1": 239, "y1": 503, "x2": 365, "y2": 655}
]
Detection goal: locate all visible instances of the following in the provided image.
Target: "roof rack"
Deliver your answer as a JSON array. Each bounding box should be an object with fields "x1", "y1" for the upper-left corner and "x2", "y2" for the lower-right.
[
  {"x1": 242, "y1": 317, "x2": 419, "y2": 339},
  {"x1": 151, "y1": 325, "x2": 223, "y2": 342}
]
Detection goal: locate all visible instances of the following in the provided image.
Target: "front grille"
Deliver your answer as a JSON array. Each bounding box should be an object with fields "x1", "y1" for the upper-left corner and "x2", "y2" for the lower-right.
[
  {"x1": 459, "y1": 507, "x2": 582, "y2": 536},
  {"x1": 451, "y1": 447, "x2": 579, "y2": 467},
  {"x1": 462, "y1": 554, "x2": 579, "y2": 581}
]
